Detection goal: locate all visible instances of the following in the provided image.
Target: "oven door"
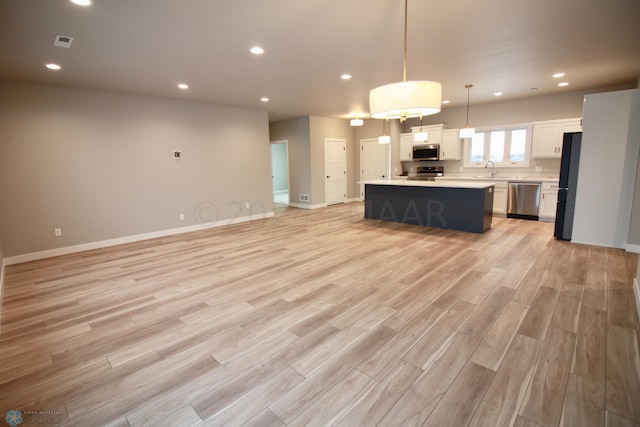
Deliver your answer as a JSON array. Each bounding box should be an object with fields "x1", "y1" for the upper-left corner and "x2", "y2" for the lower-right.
[{"x1": 412, "y1": 144, "x2": 439, "y2": 161}]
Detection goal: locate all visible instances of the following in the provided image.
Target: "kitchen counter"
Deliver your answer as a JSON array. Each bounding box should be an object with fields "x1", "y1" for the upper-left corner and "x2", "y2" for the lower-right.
[
  {"x1": 366, "y1": 179, "x2": 495, "y2": 189},
  {"x1": 435, "y1": 175, "x2": 559, "y2": 183},
  {"x1": 363, "y1": 180, "x2": 494, "y2": 233}
]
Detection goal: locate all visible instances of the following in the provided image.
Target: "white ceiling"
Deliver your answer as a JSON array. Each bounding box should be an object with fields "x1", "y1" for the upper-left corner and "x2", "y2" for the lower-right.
[{"x1": 1, "y1": 0, "x2": 639, "y2": 122}]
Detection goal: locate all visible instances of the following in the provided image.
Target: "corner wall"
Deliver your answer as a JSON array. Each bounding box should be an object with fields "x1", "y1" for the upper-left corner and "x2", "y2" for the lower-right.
[{"x1": 0, "y1": 80, "x2": 273, "y2": 259}]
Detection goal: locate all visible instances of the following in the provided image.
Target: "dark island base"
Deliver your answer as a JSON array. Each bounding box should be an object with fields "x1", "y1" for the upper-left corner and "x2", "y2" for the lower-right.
[{"x1": 364, "y1": 183, "x2": 494, "y2": 233}]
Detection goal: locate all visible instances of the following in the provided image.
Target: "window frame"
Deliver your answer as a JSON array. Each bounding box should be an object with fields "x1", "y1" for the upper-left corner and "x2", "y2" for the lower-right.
[{"x1": 462, "y1": 122, "x2": 533, "y2": 168}]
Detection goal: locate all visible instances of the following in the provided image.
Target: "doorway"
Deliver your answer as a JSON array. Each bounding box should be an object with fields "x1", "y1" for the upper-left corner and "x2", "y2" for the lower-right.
[
  {"x1": 270, "y1": 140, "x2": 289, "y2": 206},
  {"x1": 360, "y1": 138, "x2": 389, "y2": 199},
  {"x1": 324, "y1": 138, "x2": 347, "y2": 206}
]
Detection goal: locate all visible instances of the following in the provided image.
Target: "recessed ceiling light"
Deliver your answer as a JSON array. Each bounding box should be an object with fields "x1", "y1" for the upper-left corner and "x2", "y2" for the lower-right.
[
  {"x1": 69, "y1": 0, "x2": 92, "y2": 5},
  {"x1": 442, "y1": 100, "x2": 450, "y2": 104},
  {"x1": 494, "y1": 92, "x2": 503, "y2": 96},
  {"x1": 177, "y1": 83, "x2": 189, "y2": 90},
  {"x1": 250, "y1": 47, "x2": 264, "y2": 55},
  {"x1": 558, "y1": 82, "x2": 569, "y2": 87},
  {"x1": 552, "y1": 72, "x2": 565, "y2": 78},
  {"x1": 261, "y1": 97, "x2": 269, "y2": 102},
  {"x1": 341, "y1": 74, "x2": 352, "y2": 80},
  {"x1": 46, "y1": 63, "x2": 61, "y2": 70}
]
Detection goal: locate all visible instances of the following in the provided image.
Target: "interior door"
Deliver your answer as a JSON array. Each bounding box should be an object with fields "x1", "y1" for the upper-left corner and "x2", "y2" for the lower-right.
[
  {"x1": 324, "y1": 138, "x2": 347, "y2": 206},
  {"x1": 360, "y1": 138, "x2": 389, "y2": 199}
]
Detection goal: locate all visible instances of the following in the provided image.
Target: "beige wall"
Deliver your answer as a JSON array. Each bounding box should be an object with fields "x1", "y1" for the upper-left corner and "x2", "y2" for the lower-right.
[{"x1": 0, "y1": 80, "x2": 272, "y2": 258}]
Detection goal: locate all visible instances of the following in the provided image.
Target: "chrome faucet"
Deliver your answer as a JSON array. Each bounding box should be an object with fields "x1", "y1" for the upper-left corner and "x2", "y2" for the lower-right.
[{"x1": 485, "y1": 160, "x2": 496, "y2": 177}]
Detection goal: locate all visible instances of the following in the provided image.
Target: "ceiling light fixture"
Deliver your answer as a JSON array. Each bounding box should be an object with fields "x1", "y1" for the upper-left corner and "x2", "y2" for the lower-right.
[
  {"x1": 341, "y1": 74, "x2": 352, "y2": 80},
  {"x1": 369, "y1": 0, "x2": 441, "y2": 122},
  {"x1": 177, "y1": 83, "x2": 189, "y2": 90},
  {"x1": 553, "y1": 72, "x2": 565, "y2": 78},
  {"x1": 558, "y1": 82, "x2": 569, "y2": 87},
  {"x1": 459, "y1": 84, "x2": 475, "y2": 139},
  {"x1": 494, "y1": 92, "x2": 503, "y2": 97},
  {"x1": 442, "y1": 100, "x2": 450, "y2": 104},
  {"x1": 261, "y1": 97, "x2": 269, "y2": 102},
  {"x1": 250, "y1": 46, "x2": 264, "y2": 55},
  {"x1": 46, "y1": 63, "x2": 61, "y2": 70},
  {"x1": 350, "y1": 117, "x2": 363, "y2": 127},
  {"x1": 69, "y1": 0, "x2": 92, "y2": 5}
]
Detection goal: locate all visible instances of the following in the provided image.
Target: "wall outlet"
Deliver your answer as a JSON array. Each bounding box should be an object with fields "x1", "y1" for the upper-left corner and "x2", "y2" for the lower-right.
[
  {"x1": 173, "y1": 150, "x2": 182, "y2": 160},
  {"x1": 245, "y1": 202, "x2": 250, "y2": 209},
  {"x1": 300, "y1": 194, "x2": 309, "y2": 201},
  {"x1": 179, "y1": 213, "x2": 185, "y2": 221},
  {"x1": 535, "y1": 166, "x2": 542, "y2": 172},
  {"x1": 54, "y1": 228, "x2": 62, "y2": 237}
]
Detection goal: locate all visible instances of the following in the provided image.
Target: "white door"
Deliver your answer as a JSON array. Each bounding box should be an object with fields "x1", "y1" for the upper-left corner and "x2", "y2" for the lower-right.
[
  {"x1": 360, "y1": 138, "x2": 389, "y2": 199},
  {"x1": 324, "y1": 138, "x2": 347, "y2": 206}
]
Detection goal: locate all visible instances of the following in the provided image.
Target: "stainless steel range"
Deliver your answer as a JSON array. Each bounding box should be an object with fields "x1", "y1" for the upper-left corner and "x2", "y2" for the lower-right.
[{"x1": 408, "y1": 166, "x2": 444, "y2": 181}]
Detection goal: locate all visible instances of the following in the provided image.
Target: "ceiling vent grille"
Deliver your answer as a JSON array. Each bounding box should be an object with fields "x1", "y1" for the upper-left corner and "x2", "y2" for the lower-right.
[{"x1": 53, "y1": 35, "x2": 74, "y2": 48}]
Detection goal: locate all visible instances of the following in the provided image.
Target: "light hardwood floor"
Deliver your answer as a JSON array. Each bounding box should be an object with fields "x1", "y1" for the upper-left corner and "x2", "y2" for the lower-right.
[{"x1": 1, "y1": 202, "x2": 640, "y2": 426}]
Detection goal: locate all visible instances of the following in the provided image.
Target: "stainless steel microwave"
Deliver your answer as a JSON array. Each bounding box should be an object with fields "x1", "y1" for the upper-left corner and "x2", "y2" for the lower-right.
[{"x1": 412, "y1": 144, "x2": 440, "y2": 161}]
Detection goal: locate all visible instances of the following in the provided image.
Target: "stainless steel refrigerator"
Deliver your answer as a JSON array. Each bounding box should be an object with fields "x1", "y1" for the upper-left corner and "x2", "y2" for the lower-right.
[{"x1": 554, "y1": 132, "x2": 582, "y2": 240}]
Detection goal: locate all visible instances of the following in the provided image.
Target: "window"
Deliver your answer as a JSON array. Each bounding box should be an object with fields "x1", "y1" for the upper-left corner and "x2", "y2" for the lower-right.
[{"x1": 463, "y1": 125, "x2": 531, "y2": 167}]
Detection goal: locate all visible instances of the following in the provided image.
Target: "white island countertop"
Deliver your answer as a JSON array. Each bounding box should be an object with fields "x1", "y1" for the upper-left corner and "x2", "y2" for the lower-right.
[
  {"x1": 363, "y1": 179, "x2": 495, "y2": 189},
  {"x1": 435, "y1": 175, "x2": 559, "y2": 183}
]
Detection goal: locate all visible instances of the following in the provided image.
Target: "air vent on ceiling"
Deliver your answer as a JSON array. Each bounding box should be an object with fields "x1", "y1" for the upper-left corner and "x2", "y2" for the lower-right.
[{"x1": 53, "y1": 35, "x2": 74, "y2": 48}]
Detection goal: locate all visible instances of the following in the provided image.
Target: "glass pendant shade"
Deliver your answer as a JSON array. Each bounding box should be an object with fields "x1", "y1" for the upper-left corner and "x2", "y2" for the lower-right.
[
  {"x1": 459, "y1": 84, "x2": 475, "y2": 138},
  {"x1": 378, "y1": 135, "x2": 391, "y2": 144},
  {"x1": 459, "y1": 127, "x2": 475, "y2": 138},
  {"x1": 414, "y1": 131, "x2": 428, "y2": 142},
  {"x1": 369, "y1": 81, "x2": 442, "y2": 121}
]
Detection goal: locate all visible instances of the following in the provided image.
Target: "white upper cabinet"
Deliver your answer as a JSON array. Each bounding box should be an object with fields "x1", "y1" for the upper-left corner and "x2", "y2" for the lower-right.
[
  {"x1": 411, "y1": 124, "x2": 445, "y2": 146},
  {"x1": 399, "y1": 133, "x2": 413, "y2": 161},
  {"x1": 440, "y1": 129, "x2": 461, "y2": 160},
  {"x1": 532, "y1": 118, "x2": 582, "y2": 158}
]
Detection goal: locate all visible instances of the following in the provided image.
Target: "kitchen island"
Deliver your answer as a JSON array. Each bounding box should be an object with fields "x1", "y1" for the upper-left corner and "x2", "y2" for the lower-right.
[{"x1": 364, "y1": 180, "x2": 495, "y2": 233}]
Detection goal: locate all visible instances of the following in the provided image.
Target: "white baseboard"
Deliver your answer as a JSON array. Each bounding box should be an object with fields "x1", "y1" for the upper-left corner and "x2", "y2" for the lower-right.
[
  {"x1": 288, "y1": 202, "x2": 327, "y2": 210},
  {"x1": 4, "y1": 211, "x2": 274, "y2": 266},
  {"x1": 625, "y1": 243, "x2": 640, "y2": 254},
  {"x1": 634, "y1": 278, "x2": 640, "y2": 323}
]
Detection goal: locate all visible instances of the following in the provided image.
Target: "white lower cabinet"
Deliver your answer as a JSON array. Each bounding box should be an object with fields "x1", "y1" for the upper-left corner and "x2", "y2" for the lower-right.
[
  {"x1": 492, "y1": 182, "x2": 508, "y2": 216},
  {"x1": 477, "y1": 181, "x2": 507, "y2": 216},
  {"x1": 539, "y1": 182, "x2": 559, "y2": 221}
]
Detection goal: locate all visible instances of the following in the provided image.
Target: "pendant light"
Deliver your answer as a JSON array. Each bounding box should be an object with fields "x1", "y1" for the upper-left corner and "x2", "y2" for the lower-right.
[
  {"x1": 369, "y1": 0, "x2": 441, "y2": 122},
  {"x1": 378, "y1": 119, "x2": 390, "y2": 144},
  {"x1": 459, "y1": 84, "x2": 475, "y2": 138},
  {"x1": 414, "y1": 115, "x2": 428, "y2": 142}
]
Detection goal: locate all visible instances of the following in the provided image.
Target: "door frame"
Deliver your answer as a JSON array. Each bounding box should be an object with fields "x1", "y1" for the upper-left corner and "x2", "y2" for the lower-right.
[{"x1": 270, "y1": 139, "x2": 290, "y2": 206}]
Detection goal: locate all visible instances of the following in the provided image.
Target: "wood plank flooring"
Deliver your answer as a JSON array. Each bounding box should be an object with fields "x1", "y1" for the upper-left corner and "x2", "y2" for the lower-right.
[{"x1": 1, "y1": 202, "x2": 640, "y2": 426}]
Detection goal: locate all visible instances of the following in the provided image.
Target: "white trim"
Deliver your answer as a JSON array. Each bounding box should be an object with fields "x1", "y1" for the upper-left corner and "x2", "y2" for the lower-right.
[
  {"x1": 0, "y1": 257, "x2": 5, "y2": 336},
  {"x1": 289, "y1": 202, "x2": 327, "y2": 210},
  {"x1": 4, "y1": 211, "x2": 274, "y2": 266},
  {"x1": 634, "y1": 278, "x2": 640, "y2": 323},
  {"x1": 625, "y1": 243, "x2": 640, "y2": 254}
]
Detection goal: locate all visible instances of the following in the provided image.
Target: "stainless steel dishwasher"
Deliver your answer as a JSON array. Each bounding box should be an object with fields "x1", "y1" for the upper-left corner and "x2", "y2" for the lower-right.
[{"x1": 507, "y1": 182, "x2": 541, "y2": 220}]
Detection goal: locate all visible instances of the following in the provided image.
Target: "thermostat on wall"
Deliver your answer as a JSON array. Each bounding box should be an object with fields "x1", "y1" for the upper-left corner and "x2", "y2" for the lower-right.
[{"x1": 173, "y1": 150, "x2": 182, "y2": 160}]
